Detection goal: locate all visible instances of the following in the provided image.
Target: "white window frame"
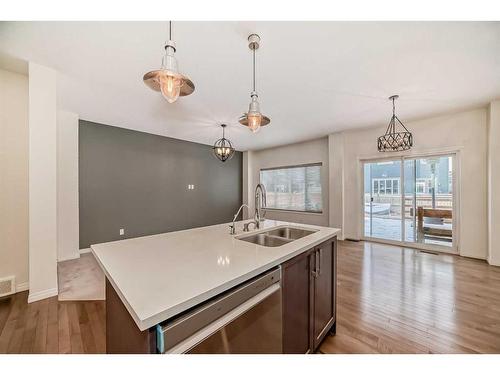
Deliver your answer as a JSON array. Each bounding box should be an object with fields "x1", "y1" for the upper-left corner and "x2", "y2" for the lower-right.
[{"x1": 259, "y1": 162, "x2": 323, "y2": 214}]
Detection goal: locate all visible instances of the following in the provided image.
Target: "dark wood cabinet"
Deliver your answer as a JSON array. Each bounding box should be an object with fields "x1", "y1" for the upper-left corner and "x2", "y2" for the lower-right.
[
  {"x1": 312, "y1": 237, "x2": 337, "y2": 350},
  {"x1": 282, "y1": 236, "x2": 337, "y2": 353},
  {"x1": 281, "y1": 248, "x2": 314, "y2": 353}
]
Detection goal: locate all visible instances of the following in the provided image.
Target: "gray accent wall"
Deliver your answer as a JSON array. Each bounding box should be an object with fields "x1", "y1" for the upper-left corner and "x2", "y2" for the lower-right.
[{"x1": 79, "y1": 120, "x2": 242, "y2": 249}]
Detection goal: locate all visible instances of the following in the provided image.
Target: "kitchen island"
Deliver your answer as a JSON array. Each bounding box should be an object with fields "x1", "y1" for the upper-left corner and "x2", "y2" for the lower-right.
[{"x1": 91, "y1": 219, "x2": 340, "y2": 354}]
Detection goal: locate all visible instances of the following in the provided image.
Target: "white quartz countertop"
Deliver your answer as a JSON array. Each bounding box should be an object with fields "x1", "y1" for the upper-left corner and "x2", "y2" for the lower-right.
[{"x1": 91, "y1": 220, "x2": 340, "y2": 331}]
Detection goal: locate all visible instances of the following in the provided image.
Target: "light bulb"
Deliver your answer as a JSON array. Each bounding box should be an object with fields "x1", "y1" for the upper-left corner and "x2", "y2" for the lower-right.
[
  {"x1": 159, "y1": 73, "x2": 182, "y2": 103},
  {"x1": 247, "y1": 113, "x2": 262, "y2": 133}
]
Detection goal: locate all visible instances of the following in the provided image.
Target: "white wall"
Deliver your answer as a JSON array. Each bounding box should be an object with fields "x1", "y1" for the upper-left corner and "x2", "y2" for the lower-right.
[
  {"x1": 57, "y1": 110, "x2": 80, "y2": 261},
  {"x1": 332, "y1": 108, "x2": 488, "y2": 260},
  {"x1": 28, "y1": 62, "x2": 58, "y2": 302},
  {"x1": 242, "y1": 151, "x2": 253, "y2": 219},
  {"x1": 0, "y1": 68, "x2": 29, "y2": 292},
  {"x1": 488, "y1": 101, "x2": 500, "y2": 266},
  {"x1": 328, "y1": 133, "x2": 345, "y2": 239},
  {"x1": 245, "y1": 138, "x2": 330, "y2": 226}
]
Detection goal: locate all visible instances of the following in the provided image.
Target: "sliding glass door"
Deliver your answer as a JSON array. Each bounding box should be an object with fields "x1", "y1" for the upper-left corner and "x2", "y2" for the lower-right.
[
  {"x1": 364, "y1": 160, "x2": 402, "y2": 241},
  {"x1": 363, "y1": 154, "x2": 456, "y2": 251}
]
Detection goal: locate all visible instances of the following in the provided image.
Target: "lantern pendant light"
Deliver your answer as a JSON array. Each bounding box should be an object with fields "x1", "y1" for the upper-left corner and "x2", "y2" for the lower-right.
[
  {"x1": 377, "y1": 95, "x2": 413, "y2": 152},
  {"x1": 143, "y1": 21, "x2": 195, "y2": 103},
  {"x1": 239, "y1": 34, "x2": 270, "y2": 133},
  {"x1": 213, "y1": 124, "x2": 235, "y2": 162}
]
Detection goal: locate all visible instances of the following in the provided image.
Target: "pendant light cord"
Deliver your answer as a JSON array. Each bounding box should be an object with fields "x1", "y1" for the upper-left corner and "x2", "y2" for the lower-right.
[
  {"x1": 392, "y1": 97, "x2": 396, "y2": 133},
  {"x1": 169, "y1": 21, "x2": 172, "y2": 40},
  {"x1": 252, "y1": 48, "x2": 256, "y2": 92}
]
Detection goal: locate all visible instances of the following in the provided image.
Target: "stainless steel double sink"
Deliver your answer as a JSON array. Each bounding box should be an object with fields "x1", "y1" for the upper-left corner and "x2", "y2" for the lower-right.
[{"x1": 236, "y1": 226, "x2": 317, "y2": 247}]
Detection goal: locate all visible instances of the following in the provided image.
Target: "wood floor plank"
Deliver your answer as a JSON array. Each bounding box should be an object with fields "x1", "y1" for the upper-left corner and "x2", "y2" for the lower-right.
[
  {"x1": 46, "y1": 296, "x2": 59, "y2": 353},
  {"x1": 86, "y1": 301, "x2": 106, "y2": 353},
  {"x1": 77, "y1": 302, "x2": 97, "y2": 353},
  {"x1": 57, "y1": 303, "x2": 71, "y2": 354},
  {"x1": 32, "y1": 298, "x2": 49, "y2": 353},
  {"x1": 67, "y1": 303, "x2": 84, "y2": 353},
  {"x1": 7, "y1": 293, "x2": 28, "y2": 353},
  {"x1": 19, "y1": 299, "x2": 39, "y2": 353}
]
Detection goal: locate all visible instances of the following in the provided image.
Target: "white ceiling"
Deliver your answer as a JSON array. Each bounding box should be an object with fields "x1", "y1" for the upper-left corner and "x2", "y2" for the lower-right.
[{"x1": 1, "y1": 21, "x2": 500, "y2": 151}]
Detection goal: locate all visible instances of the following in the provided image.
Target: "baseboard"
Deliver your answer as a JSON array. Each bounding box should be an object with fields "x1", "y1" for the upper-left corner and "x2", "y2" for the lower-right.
[
  {"x1": 58, "y1": 253, "x2": 81, "y2": 262},
  {"x1": 28, "y1": 287, "x2": 58, "y2": 303},
  {"x1": 79, "y1": 248, "x2": 92, "y2": 254},
  {"x1": 487, "y1": 256, "x2": 500, "y2": 267},
  {"x1": 16, "y1": 281, "x2": 29, "y2": 293}
]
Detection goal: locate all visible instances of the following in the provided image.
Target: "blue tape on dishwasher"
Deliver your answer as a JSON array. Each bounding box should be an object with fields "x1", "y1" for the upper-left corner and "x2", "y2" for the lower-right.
[{"x1": 156, "y1": 324, "x2": 164, "y2": 353}]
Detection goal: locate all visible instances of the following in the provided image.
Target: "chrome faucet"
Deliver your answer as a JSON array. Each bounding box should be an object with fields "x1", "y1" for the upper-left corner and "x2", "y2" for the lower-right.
[
  {"x1": 243, "y1": 184, "x2": 267, "y2": 232},
  {"x1": 229, "y1": 184, "x2": 267, "y2": 234},
  {"x1": 254, "y1": 183, "x2": 267, "y2": 225},
  {"x1": 229, "y1": 204, "x2": 249, "y2": 235}
]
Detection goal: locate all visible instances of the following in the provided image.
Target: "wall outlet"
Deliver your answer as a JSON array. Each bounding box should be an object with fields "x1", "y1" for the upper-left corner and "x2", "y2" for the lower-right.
[
  {"x1": 119, "y1": 228, "x2": 125, "y2": 236},
  {"x1": 188, "y1": 184, "x2": 195, "y2": 190}
]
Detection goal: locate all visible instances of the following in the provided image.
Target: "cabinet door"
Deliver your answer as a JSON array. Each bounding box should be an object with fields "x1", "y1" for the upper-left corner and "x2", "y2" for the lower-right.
[
  {"x1": 281, "y1": 249, "x2": 314, "y2": 354},
  {"x1": 312, "y1": 238, "x2": 337, "y2": 350}
]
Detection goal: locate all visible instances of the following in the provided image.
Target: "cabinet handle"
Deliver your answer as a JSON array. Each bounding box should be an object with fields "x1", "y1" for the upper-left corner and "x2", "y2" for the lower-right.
[
  {"x1": 317, "y1": 249, "x2": 321, "y2": 276},
  {"x1": 311, "y1": 250, "x2": 318, "y2": 278}
]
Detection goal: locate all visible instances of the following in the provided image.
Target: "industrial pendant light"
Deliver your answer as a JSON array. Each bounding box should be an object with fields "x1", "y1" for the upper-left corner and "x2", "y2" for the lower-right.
[
  {"x1": 377, "y1": 95, "x2": 413, "y2": 152},
  {"x1": 143, "y1": 21, "x2": 195, "y2": 103},
  {"x1": 239, "y1": 34, "x2": 270, "y2": 133},
  {"x1": 213, "y1": 124, "x2": 235, "y2": 162}
]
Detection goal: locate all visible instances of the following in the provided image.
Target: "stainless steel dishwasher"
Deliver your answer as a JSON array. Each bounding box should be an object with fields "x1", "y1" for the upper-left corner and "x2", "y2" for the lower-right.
[{"x1": 156, "y1": 267, "x2": 282, "y2": 354}]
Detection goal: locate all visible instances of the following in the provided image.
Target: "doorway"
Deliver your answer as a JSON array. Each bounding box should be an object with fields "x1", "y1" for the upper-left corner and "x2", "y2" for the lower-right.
[{"x1": 363, "y1": 154, "x2": 457, "y2": 252}]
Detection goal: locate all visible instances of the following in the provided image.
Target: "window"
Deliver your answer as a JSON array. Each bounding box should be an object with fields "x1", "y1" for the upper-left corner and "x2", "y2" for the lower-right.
[
  {"x1": 260, "y1": 163, "x2": 323, "y2": 213},
  {"x1": 372, "y1": 178, "x2": 400, "y2": 195},
  {"x1": 416, "y1": 178, "x2": 432, "y2": 194}
]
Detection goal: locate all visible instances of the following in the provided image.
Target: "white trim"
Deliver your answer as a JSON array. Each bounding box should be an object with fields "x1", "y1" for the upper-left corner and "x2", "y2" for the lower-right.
[
  {"x1": 357, "y1": 146, "x2": 464, "y2": 163},
  {"x1": 488, "y1": 257, "x2": 500, "y2": 267},
  {"x1": 361, "y1": 237, "x2": 460, "y2": 256},
  {"x1": 16, "y1": 282, "x2": 29, "y2": 292},
  {"x1": 361, "y1": 152, "x2": 459, "y2": 254},
  {"x1": 79, "y1": 248, "x2": 92, "y2": 254},
  {"x1": 28, "y1": 287, "x2": 58, "y2": 303},
  {"x1": 58, "y1": 253, "x2": 80, "y2": 262}
]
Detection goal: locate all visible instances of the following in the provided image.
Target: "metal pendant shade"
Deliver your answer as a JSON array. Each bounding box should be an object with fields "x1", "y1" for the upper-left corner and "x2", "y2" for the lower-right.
[
  {"x1": 239, "y1": 34, "x2": 270, "y2": 133},
  {"x1": 213, "y1": 124, "x2": 235, "y2": 162},
  {"x1": 143, "y1": 21, "x2": 195, "y2": 103},
  {"x1": 378, "y1": 95, "x2": 413, "y2": 152}
]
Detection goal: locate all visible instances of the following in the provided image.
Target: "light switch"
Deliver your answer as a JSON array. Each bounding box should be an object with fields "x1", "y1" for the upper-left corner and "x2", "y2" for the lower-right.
[{"x1": 119, "y1": 228, "x2": 125, "y2": 236}]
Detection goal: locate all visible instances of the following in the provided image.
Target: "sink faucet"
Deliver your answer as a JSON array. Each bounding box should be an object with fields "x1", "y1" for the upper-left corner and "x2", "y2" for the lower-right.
[
  {"x1": 243, "y1": 184, "x2": 267, "y2": 232},
  {"x1": 229, "y1": 204, "x2": 249, "y2": 235},
  {"x1": 229, "y1": 184, "x2": 267, "y2": 235},
  {"x1": 254, "y1": 183, "x2": 267, "y2": 226}
]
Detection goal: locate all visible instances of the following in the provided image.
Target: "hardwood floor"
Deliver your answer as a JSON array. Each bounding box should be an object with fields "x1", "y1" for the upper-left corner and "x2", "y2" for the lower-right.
[
  {"x1": 0, "y1": 292, "x2": 105, "y2": 353},
  {"x1": 319, "y1": 241, "x2": 500, "y2": 354},
  {"x1": 1, "y1": 240, "x2": 499, "y2": 354}
]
